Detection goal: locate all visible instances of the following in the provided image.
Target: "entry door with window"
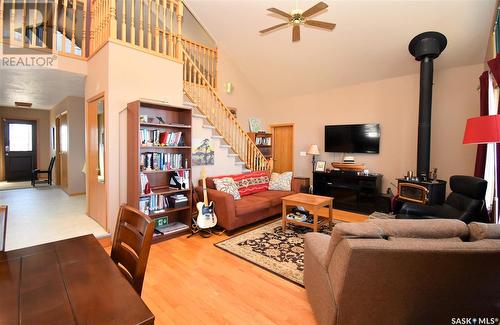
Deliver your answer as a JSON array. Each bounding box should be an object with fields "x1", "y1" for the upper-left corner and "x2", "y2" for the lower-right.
[{"x1": 3, "y1": 119, "x2": 37, "y2": 181}]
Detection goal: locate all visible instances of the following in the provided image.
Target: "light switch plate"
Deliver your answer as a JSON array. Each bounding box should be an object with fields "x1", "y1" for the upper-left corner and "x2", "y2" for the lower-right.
[{"x1": 299, "y1": 151, "x2": 307, "y2": 157}]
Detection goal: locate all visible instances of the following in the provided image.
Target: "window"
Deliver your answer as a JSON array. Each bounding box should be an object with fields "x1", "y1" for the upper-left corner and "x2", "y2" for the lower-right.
[{"x1": 9, "y1": 123, "x2": 32, "y2": 151}]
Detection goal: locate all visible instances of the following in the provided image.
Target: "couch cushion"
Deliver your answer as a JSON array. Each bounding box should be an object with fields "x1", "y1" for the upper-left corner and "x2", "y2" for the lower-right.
[
  {"x1": 252, "y1": 190, "x2": 294, "y2": 206},
  {"x1": 269, "y1": 172, "x2": 293, "y2": 191},
  {"x1": 371, "y1": 218, "x2": 469, "y2": 240},
  {"x1": 213, "y1": 171, "x2": 270, "y2": 197},
  {"x1": 234, "y1": 195, "x2": 272, "y2": 217},
  {"x1": 469, "y1": 222, "x2": 500, "y2": 241},
  {"x1": 213, "y1": 177, "x2": 241, "y2": 200}
]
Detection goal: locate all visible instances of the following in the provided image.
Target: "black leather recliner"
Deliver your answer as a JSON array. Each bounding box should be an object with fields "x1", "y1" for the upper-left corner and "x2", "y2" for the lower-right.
[{"x1": 396, "y1": 175, "x2": 489, "y2": 223}]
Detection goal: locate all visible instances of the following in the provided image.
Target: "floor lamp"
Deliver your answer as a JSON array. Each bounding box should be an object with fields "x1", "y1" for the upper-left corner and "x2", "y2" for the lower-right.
[
  {"x1": 307, "y1": 145, "x2": 320, "y2": 171},
  {"x1": 463, "y1": 114, "x2": 500, "y2": 224}
]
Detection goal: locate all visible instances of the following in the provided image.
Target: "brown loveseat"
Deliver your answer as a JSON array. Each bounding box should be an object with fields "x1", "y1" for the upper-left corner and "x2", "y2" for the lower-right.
[
  {"x1": 195, "y1": 174, "x2": 301, "y2": 231},
  {"x1": 304, "y1": 219, "x2": 500, "y2": 325}
]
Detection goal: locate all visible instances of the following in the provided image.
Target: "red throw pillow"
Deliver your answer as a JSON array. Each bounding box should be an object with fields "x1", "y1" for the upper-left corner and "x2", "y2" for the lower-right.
[{"x1": 213, "y1": 171, "x2": 270, "y2": 196}]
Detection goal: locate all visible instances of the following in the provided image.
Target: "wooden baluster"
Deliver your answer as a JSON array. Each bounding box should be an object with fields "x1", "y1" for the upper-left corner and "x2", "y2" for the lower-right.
[
  {"x1": 9, "y1": 0, "x2": 15, "y2": 46},
  {"x1": 168, "y1": 0, "x2": 173, "y2": 56},
  {"x1": 31, "y1": 0, "x2": 38, "y2": 47},
  {"x1": 82, "y1": 0, "x2": 87, "y2": 56},
  {"x1": 139, "y1": 0, "x2": 143, "y2": 47},
  {"x1": 22, "y1": 0, "x2": 27, "y2": 47},
  {"x1": 109, "y1": 0, "x2": 117, "y2": 39},
  {"x1": 95, "y1": 0, "x2": 99, "y2": 48},
  {"x1": 130, "y1": 0, "x2": 135, "y2": 44},
  {"x1": 61, "y1": 0, "x2": 67, "y2": 52},
  {"x1": 161, "y1": 0, "x2": 166, "y2": 54},
  {"x1": 146, "y1": 0, "x2": 151, "y2": 49},
  {"x1": 154, "y1": 0, "x2": 159, "y2": 51},
  {"x1": 121, "y1": 0, "x2": 126, "y2": 41},
  {"x1": 175, "y1": 0, "x2": 182, "y2": 59},
  {"x1": 89, "y1": 0, "x2": 94, "y2": 53},
  {"x1": 70, "y1": 0, "x2": 76, "y2": 53}
]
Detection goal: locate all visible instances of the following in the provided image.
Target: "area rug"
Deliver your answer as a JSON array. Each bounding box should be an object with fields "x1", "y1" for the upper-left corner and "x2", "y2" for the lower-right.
[{"x1": 215, "y1": 219, "x2": 333, "y2": 286}]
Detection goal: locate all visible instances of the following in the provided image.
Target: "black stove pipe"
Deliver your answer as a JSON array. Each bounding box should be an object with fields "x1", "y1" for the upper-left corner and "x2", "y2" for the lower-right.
[{"x1": 409, "y1": 32, "x2": 447, "y2": 179}]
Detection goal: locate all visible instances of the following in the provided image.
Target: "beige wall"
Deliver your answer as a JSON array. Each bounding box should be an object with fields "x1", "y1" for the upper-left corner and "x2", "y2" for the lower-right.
[
  {"x1": 258, "y1": 63, "x2": 483, "y2": 192},
  {"x1": 0, "y1": 107, "x2": 51, "y2": 181},
  {"x1": 216, "y1": 48, "x2": 267, "y2": 132},
  {"x1": 50, "y1": 96, "x2": 86, "y2": 195},
  {"x1": 85, "y1": 42, "x2": 184, "y2": 233}
]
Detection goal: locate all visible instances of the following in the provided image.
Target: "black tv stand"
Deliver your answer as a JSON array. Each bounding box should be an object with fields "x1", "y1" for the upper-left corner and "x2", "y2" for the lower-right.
[{"x1": 313, "y1": 170, "x2": 383, "y2": 214}]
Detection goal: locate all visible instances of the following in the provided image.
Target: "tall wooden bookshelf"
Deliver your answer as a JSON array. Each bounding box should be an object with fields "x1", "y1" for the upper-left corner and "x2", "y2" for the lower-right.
[{"x1": 127, "y1": 99, "x2": 192, "y2": 243}]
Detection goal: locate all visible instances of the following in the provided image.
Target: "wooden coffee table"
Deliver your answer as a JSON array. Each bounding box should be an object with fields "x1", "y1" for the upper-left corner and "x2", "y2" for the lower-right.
[{"x1": 282, "y1": 193, "x2": 333, "y2": 232}]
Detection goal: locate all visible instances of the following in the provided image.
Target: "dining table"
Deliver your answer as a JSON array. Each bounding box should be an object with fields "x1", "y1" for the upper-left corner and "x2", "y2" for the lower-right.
[{"x1": 0, "y1": 234, "x2": 155, "y2": 324}]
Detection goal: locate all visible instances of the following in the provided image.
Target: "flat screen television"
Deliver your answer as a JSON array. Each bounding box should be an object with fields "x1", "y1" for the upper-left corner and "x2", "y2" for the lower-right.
[{"x1": 325, "y1": 124, "x2": 380, "y2": 154}]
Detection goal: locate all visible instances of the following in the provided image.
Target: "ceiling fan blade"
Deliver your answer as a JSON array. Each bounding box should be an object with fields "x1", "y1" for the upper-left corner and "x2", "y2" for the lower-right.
[
  {"x1": 267, "y1": 7, "x2": 292, "y2": 19},
  {"x1": 304, "y1": 20, "x2": 336, "y2": 30},
  {"x1": 292, "y1": 25, "x2": 300, "y2": 42},
  {"x1": 302, "y1": 1, "x2": 328, "y2": 18},
  {"x1": 260, "y1": 23, "x2": 289, "y2": 34}
]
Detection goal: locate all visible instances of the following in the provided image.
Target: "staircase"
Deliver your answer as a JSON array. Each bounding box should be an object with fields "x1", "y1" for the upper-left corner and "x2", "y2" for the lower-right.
[{"x1": 181, "y1": 46, "x2": 270, "y2": 171}]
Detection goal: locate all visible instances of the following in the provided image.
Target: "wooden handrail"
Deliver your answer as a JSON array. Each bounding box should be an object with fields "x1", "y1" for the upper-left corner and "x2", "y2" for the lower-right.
[{"x1": 181, "y1": 46, "x2": 269, "y2": 171}]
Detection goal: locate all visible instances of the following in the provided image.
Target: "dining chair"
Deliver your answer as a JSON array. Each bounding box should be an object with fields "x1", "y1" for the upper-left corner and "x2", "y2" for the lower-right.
[
  {"x1": 111, "y1": 204, "x2": 155, "y2": 296},
  {"x1": 32, "y1": 156, "x2": 56, "y2": 187},
  {"x1": 0, "y1": 205, "x2": 8, "y2": 252}
]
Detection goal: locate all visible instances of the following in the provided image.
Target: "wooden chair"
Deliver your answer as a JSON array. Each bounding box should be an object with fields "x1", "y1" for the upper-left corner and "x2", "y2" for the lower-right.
[
  {"x1": 111, "y1": 204, "x2": 155, "y2": 296},
  {"x1": 0, "y1": 205, "x2": 7, "y2": 252},
  {"x1": 32, "y1": 156, "x2": 56, "y2": 187}
]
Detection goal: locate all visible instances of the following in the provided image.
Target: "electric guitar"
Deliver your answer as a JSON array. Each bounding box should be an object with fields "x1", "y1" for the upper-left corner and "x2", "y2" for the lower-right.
[{"x1": 196, "y1": 168, "x2": 217, "y2": 229}]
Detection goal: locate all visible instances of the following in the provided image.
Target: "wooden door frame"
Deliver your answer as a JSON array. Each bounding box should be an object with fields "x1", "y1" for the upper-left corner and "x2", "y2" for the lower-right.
[
  {"x1": 55, "y1": 112, "x2": 68, "y2": 188},
  {"x1": 2, "y1": 118, "x2": 38, "y2": 181},
  {"x1": 86, "y1": 92, "x2": 108, "y2": 230},
  {"x1": 270, "y1": 123, "x2": 295, "y2": 173}
]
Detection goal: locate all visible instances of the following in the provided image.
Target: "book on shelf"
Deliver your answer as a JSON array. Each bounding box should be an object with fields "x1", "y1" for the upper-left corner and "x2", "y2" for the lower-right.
[
  {"x1": 140, "y1": 129, "x2": 184, "y2": 147},
  {"x1": 141, "y1": 152, "x2": 185, "y2": 171},
  {"x1": 140, "y1": 172, "x2": 151, "y2": 195},
  {"x1": 139, "y1": 192, "x2": 170, "y2": 215},
  {"x1": 153, "y1": 221, "x2": 189, "y2": 237}
]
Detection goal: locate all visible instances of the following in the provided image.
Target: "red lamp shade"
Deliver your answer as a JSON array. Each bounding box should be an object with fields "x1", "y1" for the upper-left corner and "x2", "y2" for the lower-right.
[{"x1": 463, "y1": 115, "x2": 500, "y2": 144}]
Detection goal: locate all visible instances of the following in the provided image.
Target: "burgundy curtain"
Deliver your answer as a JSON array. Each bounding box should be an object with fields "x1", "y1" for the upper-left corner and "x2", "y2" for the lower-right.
[{"x1": 474, "y1": 71, "x2": 489, "y2": 178}]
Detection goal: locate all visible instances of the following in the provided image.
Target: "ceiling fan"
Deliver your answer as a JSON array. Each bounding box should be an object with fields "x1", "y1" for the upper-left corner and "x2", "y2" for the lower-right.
[{"x1": 259, "y1": 1, "x2": 335, "y2": 42}]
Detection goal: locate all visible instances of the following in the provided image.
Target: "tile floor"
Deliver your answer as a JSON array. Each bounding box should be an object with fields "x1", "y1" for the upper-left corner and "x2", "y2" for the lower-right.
[{"x1": 0, "y1": 186, "x2": 108, "y2": 251}]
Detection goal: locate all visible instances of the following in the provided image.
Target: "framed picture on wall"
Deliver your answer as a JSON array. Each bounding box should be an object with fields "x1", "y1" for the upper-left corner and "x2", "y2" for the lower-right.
[
  {"x1": 51, "y1": 127, "x2": 55, "y2": 149},
  {"x1": 315, "y1": 161, "x2": 326, "y2": 172}
]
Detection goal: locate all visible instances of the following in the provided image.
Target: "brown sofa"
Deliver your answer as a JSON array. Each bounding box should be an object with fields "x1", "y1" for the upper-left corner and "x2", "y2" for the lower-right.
[
  {"x1": 195, "y1": 175, "x2": 301, "y2": 231},
  {"x1": 304, "y1": 219, "x2": 500, "y2": 325}
]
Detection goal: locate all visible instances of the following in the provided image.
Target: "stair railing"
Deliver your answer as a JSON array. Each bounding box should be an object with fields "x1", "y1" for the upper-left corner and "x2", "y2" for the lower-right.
[
  {"x1": 182, "y1": 46, "x2": 269, "y2": 171},
  {"x1": 181, "y1": 37, "x2": 217, "y2": 89}
]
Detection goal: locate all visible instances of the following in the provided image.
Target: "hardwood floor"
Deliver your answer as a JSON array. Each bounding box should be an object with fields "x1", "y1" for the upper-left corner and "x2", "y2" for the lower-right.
[{"x1": 131, "y1": 210, "x2": 367, "y2": 324}]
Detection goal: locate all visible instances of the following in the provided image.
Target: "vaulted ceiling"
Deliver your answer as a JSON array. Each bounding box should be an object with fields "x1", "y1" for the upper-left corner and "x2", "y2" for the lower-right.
[{"x1": 185, "y1": 0, "x2": 497, "y2": 99}]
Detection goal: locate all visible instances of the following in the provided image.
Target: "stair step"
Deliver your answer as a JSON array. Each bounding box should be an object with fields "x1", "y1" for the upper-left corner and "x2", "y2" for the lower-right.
[
  {"x1": 192, "y1": 113, "x2": 206, "y2": 119},
  {"x1": 212, "y1": 135, "x2": 223, "y2": 139},
  {"x1": 235, "y1": 161, "x2": 246, "y2": 165},
  {"x1": 202, "y1": 125, "x2": 215, "y2": 129},
  {"x1": 227, "y1": 153, "x2": 238, "y2": 157},
  {"x1": 242, "y1": 169, "x2": 252, "y2": 173},
  {"x1": 220, "y1": 144, "x2": 231, "y2": 148}
]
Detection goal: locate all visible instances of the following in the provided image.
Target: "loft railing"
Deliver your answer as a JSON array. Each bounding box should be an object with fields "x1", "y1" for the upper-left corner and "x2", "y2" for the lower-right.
[
  {"x1": 0, "y1": 0, "x2": 88, "y2": 58},
  {"x1": 90, "y1": 0, "x2": 183, "y2": 59},
  {"x1": 182, "y1": 46, "x2": 269, "y2": 171},
  {"x1": 181, "y1": 37, "x2": 217, "y2": 89}
]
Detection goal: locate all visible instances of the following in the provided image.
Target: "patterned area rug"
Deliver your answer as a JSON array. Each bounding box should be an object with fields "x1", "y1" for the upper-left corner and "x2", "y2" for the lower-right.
[{"x1": 215, "y1": 219, "x2": 332, "y2": 286}]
